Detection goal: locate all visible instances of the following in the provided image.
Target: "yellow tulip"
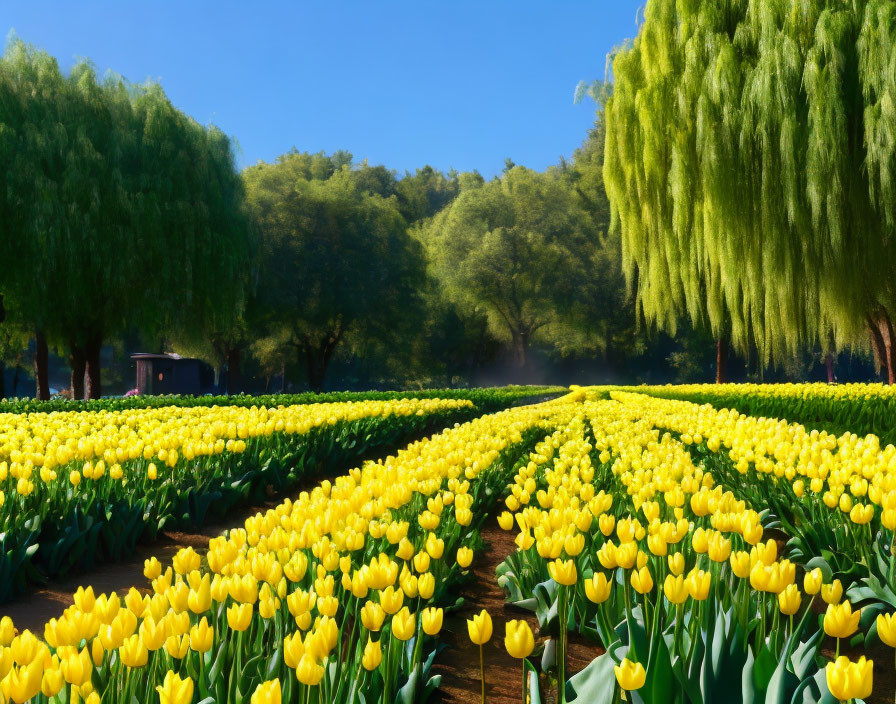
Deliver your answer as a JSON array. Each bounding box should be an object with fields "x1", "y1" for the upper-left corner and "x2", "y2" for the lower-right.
[
  {"x1": 156, "y1": 670, "x2": 193, "y2": 704},
  {"x1": 118, "y1": 634, "x2": 147, "y2": 669},
  {"x1": 144, "y1": 557, "x2": 163, "y2": 581},
  {"x1": 614, "y1": 658, "x2": 646, "y2": 691},
  {"x1": 777, "y1": 584, "x2": 801, "y2": 616},
  {"x1": 227, "y1": 603, "x2": 253, "y2": 632},
  {"x1": 251, "y1": 679, "x2": 282, "y2": 704},
  {"x1": 165, "y1": 635, "x2": 189, "y2": 659},
  {"x1": 40, "y1": 666, "x2": 64, "y2": 698},
  {"x1": 822, "y1": 579, "x2": 844, "y2": 605},
  {"x1": 686, "y1": 569, "x2": 711, "y2": 601},
  {"x1": 138, "y1": 616, "x2": 167, "y2": 651},
  {"x1": 362, "y1": 638, "x2": 382, "y2": 670},
  {"x1": 189, "y1": 617, "x2": 214, "y2": 653},
  {"x1": 187, "y1": 576, "x2": 212, "y2": 614},
  {"x1": 824, "y1": 602, "x2": 861, "y2": 640},
  {"x1": 497, "y1": 511, "x2": 515, "y2": 530},
  {"x1": 878, "y1": 612, "x2": 896, "y2": 648},
  {"x1": 379, "y1": 586, "x2": 404, "y2": 615},
  {"x1": 417, "y1": 573, "x2": 435, "y2": 600},
  {"x1": 630, "y1": 566, "x2": 653, "y2": 595},
  {"x1": 663, "y1": 574, "x2": 688, "y2": 605},
  {"x1": 422, "y1": 607, "x2": 443, "y2": 636},
  {"x1": 467, "y1": 609, "x2": 493, "y2": 645},
  {"x1": 456, "y1": 547, "x2": 474, "y2": 568},
  {"x1": 730, "y1": 551, "x2": 751, "y2": 579},
  {"x1": 295, "y1": 654, "x2": 325, "y2": 686},
  {"x1": 283, "y1": 632, "x2": 305, "y2": 669},
  {"x1": 0, "y1": 616, "x2": 16, "y2": 647},
  {"x1": 585, "y1": 573, "x2": 612, "y2": 604},
  {"x1": 172, "y1": 546, "x2": 201, "y2": 575},
  {"x1": 504, "y1": 620, "x2": 534, "y2": 659},
  {"x1": 391, "y1": 607, "x2": 416, "y2": 641},
  {"x1": 825, "y1": 656, "x2": 873, "y2": 702},
  {"x1": 548, "y1": 559, "x2": 577, "y2": 586},
  {"x1": 361, "y1": 601, "x2": 386, "y2": 632},
  {"x1": 425, "y1": 533, "x2": 445, "y2": 559},
  {"x1": 668, "y1": 552, "x2": 686, "y2": 576},
  {"x1": 4, "y1": 661, "x2": 43, "y2": 703},
  {"x1": 803, "y1": 568, "x2": 822, "y2": 595}
]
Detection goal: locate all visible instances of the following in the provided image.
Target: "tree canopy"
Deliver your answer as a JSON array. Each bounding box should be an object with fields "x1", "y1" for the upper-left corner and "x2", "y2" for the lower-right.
[
  {"x1": 0, "y1": 39, "x2": 252, "y2": 398},
  {"x1": 243, "y1": 152, "x2": 428, "y2": 390},
  {"x1": 417, "y1": 165, "x2": 622, "y2": 368},
  {"x1": 604, "y1": 0, "x2": 896, "y2": 381}
]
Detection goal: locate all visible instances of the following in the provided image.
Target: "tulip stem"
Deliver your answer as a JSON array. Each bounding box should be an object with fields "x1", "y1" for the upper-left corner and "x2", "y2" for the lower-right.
[
  {"x1": 522, "y1": 660, "x2": 527, "y2": 704},
  {"x1": 558, "y1": 584, "x2": 568, "y2": 704},
  {"x1": 479, "y1": 643, "x2": 486, "y2": 704}
]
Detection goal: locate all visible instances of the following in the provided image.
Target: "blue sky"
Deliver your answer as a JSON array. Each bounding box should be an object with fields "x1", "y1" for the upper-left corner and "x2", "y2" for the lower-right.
[{"x1": 4, "y1": 2, "x2": 643, "y2": 177}]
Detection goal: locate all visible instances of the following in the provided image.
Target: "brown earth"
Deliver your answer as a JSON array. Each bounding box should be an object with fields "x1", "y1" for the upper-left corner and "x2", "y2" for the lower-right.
[
  {"x1": 0, "y1": 498, "x2": 280, "y2": 635},
  {"x1": 432, "y1": 522, "x2": 599, "y2": 704}
]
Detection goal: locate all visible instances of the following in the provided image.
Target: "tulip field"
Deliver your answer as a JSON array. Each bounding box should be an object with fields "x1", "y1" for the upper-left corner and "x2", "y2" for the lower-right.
[{"x1": 0, "y1": 384, "x2": 895, "y2": 703}]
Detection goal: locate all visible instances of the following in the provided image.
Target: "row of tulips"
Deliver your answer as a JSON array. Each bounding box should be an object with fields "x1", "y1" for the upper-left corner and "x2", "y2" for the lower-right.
[
  {"x1": 0, "y1": 396, "x2": 487, "y2": 598},
  {"x1": 609, "y1": 391, "x2": 896, "y2": 601},
  {"x1": 605, "y1": 382, "x2": 896, "y2": 448},
  {"x1": 0, "y1": 385, "x2": 565, "y2": 416},
  {"x1": 491, "y1": 394, "x2": 896, "y2": 703},
  {"x1": 0, "y1": 391, "x2": 585, "y2": 703}
]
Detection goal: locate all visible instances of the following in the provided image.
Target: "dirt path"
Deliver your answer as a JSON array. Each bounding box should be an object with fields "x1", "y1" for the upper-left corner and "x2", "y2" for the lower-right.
[
  {"x1": 432, "y1": 521, "x2": 598, "y2": 704},
  {"x1": 0, "y1": 498, "x2": 282, "y2": 635}
]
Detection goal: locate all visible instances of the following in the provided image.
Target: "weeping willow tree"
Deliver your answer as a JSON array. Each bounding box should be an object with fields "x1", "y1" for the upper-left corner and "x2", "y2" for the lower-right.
[
  {"x1": 604, "y1": 0, "x2": 896, "y2": 382},
  {"x1": 0, "y1": 39, "x2": 252, "y2": 398}
]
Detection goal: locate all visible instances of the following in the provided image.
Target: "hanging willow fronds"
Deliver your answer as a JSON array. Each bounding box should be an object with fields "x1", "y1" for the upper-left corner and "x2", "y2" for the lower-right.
[{"x1": 604, "y1": 0, "x2": 896, "y2": 365}]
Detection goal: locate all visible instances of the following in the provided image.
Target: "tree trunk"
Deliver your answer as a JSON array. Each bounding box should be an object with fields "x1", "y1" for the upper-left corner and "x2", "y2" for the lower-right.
[
  {"x1": 281, "y1": 361, "x2": 287, "y2": 393},
  {"x1": 715, "y1": 337, "x2": 728, "y2": 384},
  {"x1": 0, "y1": 360, "x2": 5, "y2": 400},
  {"x1": 879, "y1": 312, "x2": 896, "y2": 385},
  {"x1": 303, "y1": 328, "x2": 343, "y2": 393},
  {"x1": 12, "y1": 364, "x2": 21, "y2": 396},
  {"x1": 825, "y1": 353, "x2": 835, "y2": 383},
  {"x1": 868, "y1": 312, "x2": 896, "y2": 385},
  {"x1": 305, "y1": 343, "x2": 338, "y2": 393},
  {"x1": 69, "y1": 344, "x2": 86, "y2": 400},
  {"x1": 306, "y1": 350, "x2": 328, "y2": 393},
  {"x1": 511, "y1": 329, "x2": 529, "y2": 369},
  {"x1": 84, "y1": 337, "x2": 102, "y2": 400},
  {"x1": 225, "y1": 347, "x2": 242, "y2": 395},
  {"x1": 34, "y1": 331, "x2": 50, "y2": 400}
]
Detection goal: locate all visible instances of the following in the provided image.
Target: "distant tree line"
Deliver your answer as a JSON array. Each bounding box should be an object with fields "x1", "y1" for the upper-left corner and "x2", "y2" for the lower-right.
[{"x1": 0, "y1": 36, "x2": 883, "y2": 399}]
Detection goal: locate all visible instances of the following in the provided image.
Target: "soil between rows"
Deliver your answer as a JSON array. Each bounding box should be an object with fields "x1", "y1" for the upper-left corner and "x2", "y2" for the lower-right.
[
  {"x1": 432, "y1": 522, "x2": 598, "y2": 704},
  {"x1": 0, "y1": 499, "x2": 279, "y2": 636}
]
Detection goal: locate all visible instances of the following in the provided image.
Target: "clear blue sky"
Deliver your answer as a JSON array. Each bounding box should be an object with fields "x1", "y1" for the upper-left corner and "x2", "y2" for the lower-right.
[{"x1": 4, "y1": 2, "x2": 643, "y2": 177}]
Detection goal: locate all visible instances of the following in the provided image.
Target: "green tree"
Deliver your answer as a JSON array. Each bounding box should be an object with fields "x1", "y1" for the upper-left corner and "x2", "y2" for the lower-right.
[
  {"x1": 244, "y1": 153, "x2": 427, "y2": 391},
  {"x1": 418, "y1": 165, "x2": 617, "y2": 368},
  {"x1": 395, "y1": 166, "x2": 461, "y2": 223},
  {"x1": 604, "y1": 0, "x2": 896, "y2": 382},
  {"x1": 0, "y1": 39, "x2": 252, "y2": 398}
]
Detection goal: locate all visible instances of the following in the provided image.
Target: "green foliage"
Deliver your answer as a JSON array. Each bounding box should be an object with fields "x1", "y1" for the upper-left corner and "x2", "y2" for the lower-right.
[
  {"x1": 604, "y1": 0, "x2": 896, "y2": 365},
  {"x1": 417, "y1": 165, "x2": 622, "y2": 366},
  {"x1": 0, "y1": 38, "x2": 253, "y2": 396},
  {"x1": 243, "y1": 152, "x2": 430, "y2": 390}
]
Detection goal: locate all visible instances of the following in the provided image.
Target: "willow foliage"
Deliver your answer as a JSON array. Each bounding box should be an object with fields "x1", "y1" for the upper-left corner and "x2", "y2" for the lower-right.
[
  {"x1": 604, "y1": 0, "x2": 896, "y2": 366},
  {"x1": 0, "y1": 39, "x2": 252, "y2": 395}
]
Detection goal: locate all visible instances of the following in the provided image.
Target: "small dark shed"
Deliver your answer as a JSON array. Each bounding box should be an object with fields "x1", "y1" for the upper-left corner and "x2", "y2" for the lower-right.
[{"x1": 132, "y1": 353, "x2": 209, "y2": 396}]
